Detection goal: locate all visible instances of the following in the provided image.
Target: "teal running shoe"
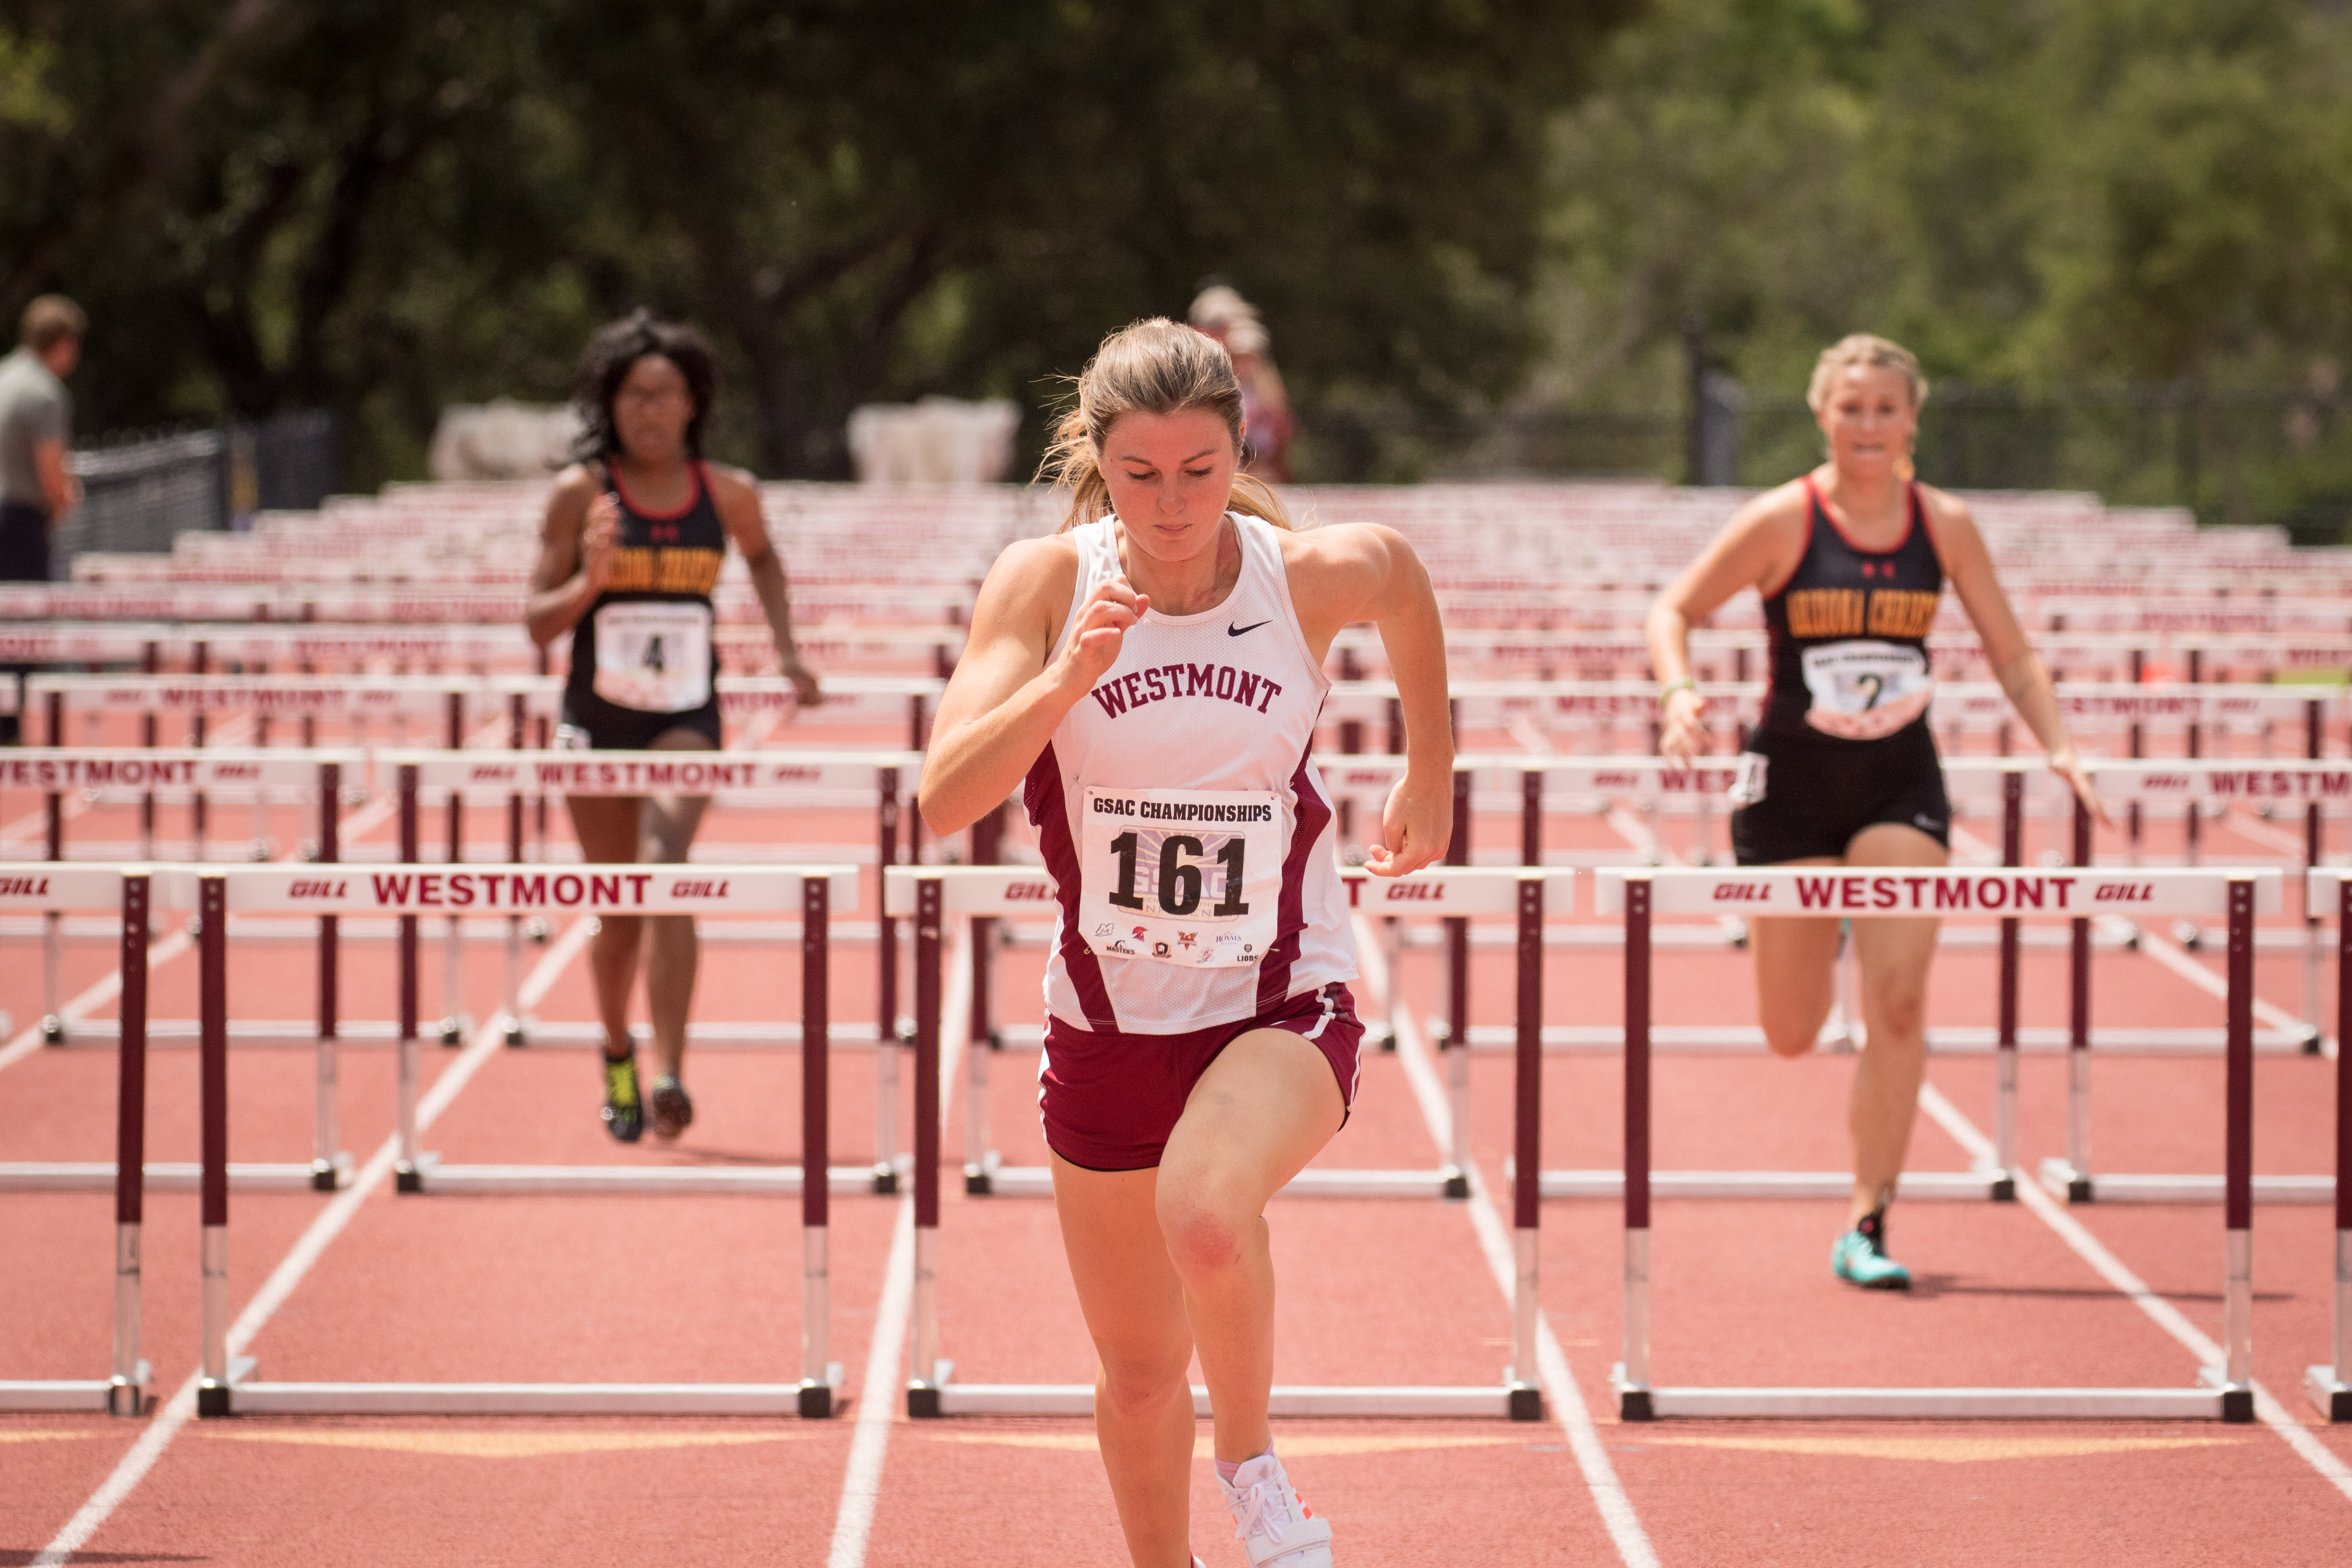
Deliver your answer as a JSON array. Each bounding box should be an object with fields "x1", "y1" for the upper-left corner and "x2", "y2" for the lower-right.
[{"x1": 1831, "y1": 1208, "x2": 1911, "y2": 1290}]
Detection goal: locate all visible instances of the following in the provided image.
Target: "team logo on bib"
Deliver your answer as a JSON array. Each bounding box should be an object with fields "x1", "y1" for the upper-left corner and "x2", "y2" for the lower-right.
[{"x1": 1077, "y1": 786, "x2": 1282, "y2": 967}]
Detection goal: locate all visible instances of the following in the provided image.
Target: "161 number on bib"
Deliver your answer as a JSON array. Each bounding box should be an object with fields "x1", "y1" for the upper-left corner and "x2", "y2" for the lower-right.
[{"x1": 1078, "y1": 787, "x2": 1281, "y2": 967}]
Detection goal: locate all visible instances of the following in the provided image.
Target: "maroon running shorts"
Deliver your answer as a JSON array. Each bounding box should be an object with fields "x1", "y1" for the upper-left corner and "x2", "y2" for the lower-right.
[{"x1": 1039, "y1": 982, "x2": 1365, "y2": 1173}]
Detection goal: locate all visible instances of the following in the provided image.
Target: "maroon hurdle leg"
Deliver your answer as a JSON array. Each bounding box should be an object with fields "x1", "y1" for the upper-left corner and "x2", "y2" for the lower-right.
[
  {"x1": 799, "y1": 872, "x2": 839, "y2": 1417},
  {"x1": 1615, "y1": 874, "x2": 1654, "y2": 1420},
  {"x1": 1508, "y1": 873, "x2": 1545, "y2": 1420},
  {"x1": 1441, "y1": 767, "x2": 1473, "y2": 1198},
  {"x1": 2217, "y1": 876, "x2": 2254, "y2": 1423},
  {"x1": 2308, "y1": 879, "x2": 2351, "y2": 1421},
  {"x1": 2060, "y1": 793, "x2": 2095, "y2": 1200},
  {"x1": 1992, "y1": 770, "x2": 2022, "y2": 1197},
  {"x1": 873, "y1": 765, "x2": 902, "y2": 1193},
  {"x1": 196, "y1": 874, "x2": 233, "y2": 1417},
  {"x1": 312, "y1": 760, "x2": 343, "y2": 1190},
  {"x1": 109, "y1": 872, "x2": 151, "y2": 1415},
  {"x1": 907, "y1": 875, "x2": 946, "y2": 1416},
  {"x1": 395, "y1": 764, "x2": 424, "y2": 1191}
]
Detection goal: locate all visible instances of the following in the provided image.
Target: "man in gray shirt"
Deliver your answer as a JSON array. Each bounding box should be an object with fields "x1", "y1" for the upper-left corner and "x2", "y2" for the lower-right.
[{"x1": 0, "y1": 294, "x2": 83, "y2": 740}]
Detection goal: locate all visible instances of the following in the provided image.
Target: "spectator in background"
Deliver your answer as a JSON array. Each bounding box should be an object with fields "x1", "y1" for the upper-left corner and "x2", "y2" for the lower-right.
[
  {"x1": 0, "y1": 294, "x2": 84, "y2": 743},
  {"x1": 1189, "y1": 285, "x2": 1295, "y2": 483}
]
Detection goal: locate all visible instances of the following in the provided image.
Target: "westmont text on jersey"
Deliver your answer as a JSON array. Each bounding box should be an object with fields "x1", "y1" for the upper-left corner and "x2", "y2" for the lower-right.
[{"x1": 1089, "y1": 662, "x2": 1284, "y2": 718}]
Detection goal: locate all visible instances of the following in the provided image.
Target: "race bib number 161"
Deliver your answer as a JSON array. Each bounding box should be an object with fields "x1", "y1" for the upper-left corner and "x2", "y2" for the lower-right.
[{"x1": 1077, "y1": 787, "x2": 1283, "y2": 967}]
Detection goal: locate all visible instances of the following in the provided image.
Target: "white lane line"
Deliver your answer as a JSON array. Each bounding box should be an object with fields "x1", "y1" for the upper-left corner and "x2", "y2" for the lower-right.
[
  {"x1": 33, "y1": 912, "x2": 596, "y2": 1567},
  {"x1": 0, "y1": 782, "x2": 407, "y2": 1076},
  {"x1": 1916, "y1": 1082, "x2": 2352, "y2": 1505},
  {"x1": 1355, "y1": 913, "x2": 1660, "y2": 1568},
  {"x1": 827, "y1": 919, "x2": 971, "y2": 1568}
]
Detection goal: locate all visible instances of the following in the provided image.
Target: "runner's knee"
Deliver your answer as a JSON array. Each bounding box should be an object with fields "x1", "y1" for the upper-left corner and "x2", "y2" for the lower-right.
[
  {"x1": 1095, "y1": 1343, "x2": 1192, "y2": 1420},
  {"x1": 1155, "y1": 1184, "x2": 1253, "y2": 1281}
]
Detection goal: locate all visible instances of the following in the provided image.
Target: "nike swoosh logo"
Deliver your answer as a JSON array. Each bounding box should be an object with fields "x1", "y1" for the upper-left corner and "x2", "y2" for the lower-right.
[{"x1": 1227, "y1": 620, "x2": 1270, "y2": 637}]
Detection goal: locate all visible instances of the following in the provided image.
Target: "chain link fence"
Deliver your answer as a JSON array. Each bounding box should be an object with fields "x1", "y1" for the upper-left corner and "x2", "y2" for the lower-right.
[{"x1": 51, "y1": 410, "x2": 338, "y2": 573}]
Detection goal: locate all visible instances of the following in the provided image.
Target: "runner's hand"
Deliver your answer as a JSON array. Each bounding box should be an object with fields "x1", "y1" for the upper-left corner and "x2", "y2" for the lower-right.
[
  {"x1": 1659, "y1": 687, "x2": 1708, "y2": 765},
  {"x1": 782, "y1": 657, "x2": 822, "y2": 709},
  {"x1": 1366, "y1": 767, "x2": 1451, "y2": 877},
  {"x1": 2048, "y1": 744, "x2": 2112, "y2": 829},
  {"x1": 1052, "y1": 576, "x2": 1147, "y2": 698},
  {"x1": 581, "y1": 494, "x2": 622, "y2": 594}
]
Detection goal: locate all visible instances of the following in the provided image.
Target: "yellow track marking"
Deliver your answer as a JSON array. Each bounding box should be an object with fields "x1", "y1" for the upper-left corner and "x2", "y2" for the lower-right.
[
  {"x1": 200, "y1": 1428, "x2": 817, "y2": 1459},
  {"x1": 927, "y1": 1433, "x2": 1519, "y2": 1459},
  {"x1": 0, "y1": 1429, "x2": 106, "y2": 1443},
  {"x1": 1636, "y1": 1435, "x2": 2242, "y2": 1464}
]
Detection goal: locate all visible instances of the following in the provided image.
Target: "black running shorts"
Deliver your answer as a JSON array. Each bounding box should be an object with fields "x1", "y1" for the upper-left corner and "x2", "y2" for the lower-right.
[{"x1": 1730, "y1": 720, "x2": 1951, "y2": 866}]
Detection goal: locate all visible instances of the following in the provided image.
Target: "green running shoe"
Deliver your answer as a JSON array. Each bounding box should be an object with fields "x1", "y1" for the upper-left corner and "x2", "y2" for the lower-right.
[
  {"x1": 601, "y1": 1052, "x2": 644, "y2": 1143},
  {"x1": 1831, "y1": 1207, "x2": 1911, "y2": 1290}
]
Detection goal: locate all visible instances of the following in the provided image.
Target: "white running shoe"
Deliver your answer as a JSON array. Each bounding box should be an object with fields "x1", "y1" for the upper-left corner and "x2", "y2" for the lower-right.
[{"x1": 1217, "y1": 1451, "x2": 1334, "y2": 1567}]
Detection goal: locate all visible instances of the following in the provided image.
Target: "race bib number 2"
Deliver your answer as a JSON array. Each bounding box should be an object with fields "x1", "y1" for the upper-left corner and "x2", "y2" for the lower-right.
[
  {"x1": 593, "y1": 602, "x2": 714, "y2": 714},
  {"x1": 1800, "y1": 640, "x2": 1933, "y2": 741},
  {"x1": 1077, "y1": 787, "x2": 1282, "y2": 967}
]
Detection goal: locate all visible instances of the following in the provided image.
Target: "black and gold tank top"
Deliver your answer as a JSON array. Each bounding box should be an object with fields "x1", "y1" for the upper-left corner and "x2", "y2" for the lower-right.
[
  {"x1": 1760, "y1": 476, "x2": 1944, "y2": 740},
  {"x1": 564, "y1": 461, "x2": 728, "y2": 719}
]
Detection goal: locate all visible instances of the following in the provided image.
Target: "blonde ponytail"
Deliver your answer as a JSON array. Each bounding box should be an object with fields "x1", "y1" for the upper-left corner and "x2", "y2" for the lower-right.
[{"x1": 1038, "y1": 317, "x2": 1293, "y2": 533}]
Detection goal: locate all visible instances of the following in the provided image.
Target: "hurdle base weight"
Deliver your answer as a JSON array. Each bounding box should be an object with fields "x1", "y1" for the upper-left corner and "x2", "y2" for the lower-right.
[
  {"x1": 107, "y1": 1360, "x2": 152, "y2": 1417},
  {"x1": 196, "y1": 1356, "x2": 258, "y2": 1419},
  {"x1": 395, "y1": 1151, "x2": 438, "y2": 1194},
  {"x1": 40, "y1": 1013, "x2": 63, "y2": 1045},
  {"x1": 2306, "y1": 1367, "x2": 2351, "y2": 1422},
  {"x1": 2040, "y1": 1158, "x2": 2097, "y2": 1204},
  {"x1": 1611, "y1": 1367, "x2": 1654, "y2": 1423},
  {"x1": 798, "y1": 1362, "x2": 845, "y2": 1419},
  {"x1": 2198, "y1": 1365, "x2": 2255, "y2": 1424},
  {"x1": 964, "y1": 1151, "x2": 998, "y2": 1196},
  {"x1": 907, "y1": 1359, "x2": 956, "y2": 1419}
]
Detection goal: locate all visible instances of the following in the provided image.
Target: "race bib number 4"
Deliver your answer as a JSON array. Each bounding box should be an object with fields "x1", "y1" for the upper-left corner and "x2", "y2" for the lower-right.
[
  {"x1": 593, "y1": 602, "x2": 713, "y2": 714},
  {"x1": 1077, "y1": 787, "x2": 1282, "y2": 967},
  {"x1": 1801, "y1": 640, "x2": 1933, "y2": 740}
]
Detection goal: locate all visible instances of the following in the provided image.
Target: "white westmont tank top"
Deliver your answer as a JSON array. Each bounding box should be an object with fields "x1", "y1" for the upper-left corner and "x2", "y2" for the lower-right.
[{"x1": 1024, "y1": 512, "x2": 1355, "y2": 1034}]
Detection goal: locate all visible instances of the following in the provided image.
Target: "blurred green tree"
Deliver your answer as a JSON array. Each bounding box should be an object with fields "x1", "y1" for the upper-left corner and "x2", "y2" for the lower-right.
[{"x1": 0, "y1": 0, "x2": 1634, "y2": 485}]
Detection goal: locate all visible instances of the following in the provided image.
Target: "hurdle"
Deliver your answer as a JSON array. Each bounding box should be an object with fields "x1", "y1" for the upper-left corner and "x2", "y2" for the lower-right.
[
  {"x1": 2037, "y1": 763, "x2": 2345, "y2": 1204},
  {"x1": 889, "y1": 863, "x2": 1553, "y2": 1421},
  {"x1": 0, "y1": 748, "x2": 364, "y2": 1193},
  {"x1": 907, "y1": 861, "x2": 1573, "y2": 1200},
  {"x1": 1599, "y1": 865, "x2": 2276, "y2": 1421},
  {"x1": 382, "y1": 749, "x2": 925, "y2": 1193},
  {"x1": 0, "y1": 865, "x2": 151, "y2": 1414},
  {"x1": 2307, "y1": 868, "x2": 2350, "y2": 1421},
  {"x1": 186, "y1": 864, "x2": 851, "y2": 1417}
]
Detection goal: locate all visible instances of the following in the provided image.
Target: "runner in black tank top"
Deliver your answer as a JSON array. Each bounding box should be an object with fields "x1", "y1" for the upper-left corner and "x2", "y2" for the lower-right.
[
  {"x1": 559, "y1": 459, "x2": 726, "y2": 751},
  {"x1": 1648, "y1": 335, "x2": 2105, "y2": 1295},
  {"x1": 528, "y1": 314, "x2": 821, "y2": 1146},
  {"x1": 1734, "y1": 474, "x2": 1952, "y2": 865}
]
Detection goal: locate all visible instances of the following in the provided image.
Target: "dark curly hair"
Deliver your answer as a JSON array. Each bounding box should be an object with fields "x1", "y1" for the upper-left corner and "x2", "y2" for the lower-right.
[{"x1": 571, "y1": 309, "x2": 720, "y2": 462}]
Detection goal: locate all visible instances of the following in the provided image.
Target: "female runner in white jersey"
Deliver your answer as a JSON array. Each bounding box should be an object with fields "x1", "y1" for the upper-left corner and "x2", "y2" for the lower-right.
[
  {"x1": 1648, "y1": 334, "x2": 2105, "y2": 1289},
  {"x1": 922, "y1": 318, "x2": 1450, "y2": 1568}
]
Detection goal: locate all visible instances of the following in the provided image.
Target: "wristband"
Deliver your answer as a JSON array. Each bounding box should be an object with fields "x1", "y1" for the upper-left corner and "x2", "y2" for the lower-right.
[{"x1": 1657, "y1": 678, "x2": 1699, "y2": 707}]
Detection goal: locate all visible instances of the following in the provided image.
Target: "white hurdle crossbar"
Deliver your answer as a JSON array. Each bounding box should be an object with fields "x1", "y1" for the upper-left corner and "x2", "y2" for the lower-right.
[
  {"x1": 186, "y1": 863, "x2": 856, "y2": 1418},
  {"x1": 1600, "y1": 864, "x2": 2278, "y2": 1421},
  {"x1": 2307, "y1": 868, "x2": 2351, "y2": 1422},
  {"x1": 0, "y1": 865, "x2": 152, "y2": 1414},
  {"x1": 888, "y1": 864, "x2": 1554, "y2": 1421}
]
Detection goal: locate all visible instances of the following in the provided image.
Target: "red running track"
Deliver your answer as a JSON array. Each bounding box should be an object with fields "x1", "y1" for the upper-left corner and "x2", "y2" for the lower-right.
[{"x1": 5, "y1": 752, "x2": 2350, "y2": 1566}]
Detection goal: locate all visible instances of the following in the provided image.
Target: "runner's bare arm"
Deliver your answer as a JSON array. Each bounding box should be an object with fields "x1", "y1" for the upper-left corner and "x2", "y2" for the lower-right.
[
  {"x1": 711, "y1": 467, "x2": 821, "y2": 707},
  {"x1": 1648, "y1": 484, "x2": 1807, "y2": 763},
  {"x1": 1927, "y1": 492, "x2": 2108, "y2": 823},
  {"x1": 527, "y1": 465, "x2": 614, "y2": 649},
  {"x1": 920, "y1": 538, "x2": 1137, "y2": 836},
  {"x1": 1288, "y1": 524, "x2": 1452, "y2": 876}
]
